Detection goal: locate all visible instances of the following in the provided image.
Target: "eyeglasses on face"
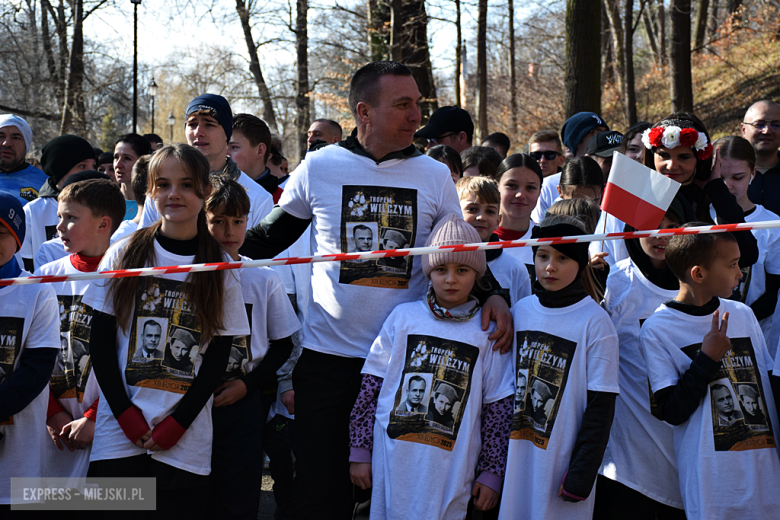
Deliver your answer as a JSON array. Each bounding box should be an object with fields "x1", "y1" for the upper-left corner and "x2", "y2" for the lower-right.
[
  {"x1": 529, "y1": 150, "x2": 562, "y2": 161},
  {"x1": 428, "y1": 132, "x2": 458, "y2": 145},
  {"x1": 743, "y1": 121, "x2": 780, "y2": 132}
]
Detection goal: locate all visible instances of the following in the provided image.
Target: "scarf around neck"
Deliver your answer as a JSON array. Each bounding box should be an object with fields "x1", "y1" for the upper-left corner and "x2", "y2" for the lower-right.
[{"x1": 425, "y1": 284, "x2": 480, "y2": 321}]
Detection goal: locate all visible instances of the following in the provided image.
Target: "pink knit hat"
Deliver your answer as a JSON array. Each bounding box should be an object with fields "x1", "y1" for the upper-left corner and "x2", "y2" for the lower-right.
[{"x1": 422, "y1": 214, "x2": 486, "y2": 278}]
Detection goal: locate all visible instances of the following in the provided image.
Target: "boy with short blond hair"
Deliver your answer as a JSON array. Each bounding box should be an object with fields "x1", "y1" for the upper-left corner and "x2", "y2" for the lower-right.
[
  {"x1": 35, "y1": 177, "x2": 125, "y2": 479},
  {"x1": 203, "y1": 175, "x2": 301, "y2": 518},
  {"x1": 640, "y1": 225, "x2": 780, "y2": 519},
  {"x1": 456, "y1": 176, "x2": 531, "y2": 305}
]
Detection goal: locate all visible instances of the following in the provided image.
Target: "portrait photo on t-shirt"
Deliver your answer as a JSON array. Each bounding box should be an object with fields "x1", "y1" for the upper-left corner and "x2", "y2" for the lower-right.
[
  {"x1": 162, "y1": 325, "x2": 199, "y2": 375},
  {"x1": 515, "y1": 369, "x2": 528, "y2": 412},
  {"x1": 425, "y1": 379, "x2": 465, "y2": 433},
  {"x1": 133, "y1": 317, "x2": 168, "y2": 362},
  {"x1": 527, "y1": 376, "x2": 560, "y2": 432},
  {"x1": 394, "y1": 372, "x2": 433, "y2": 416},
  {"x1": 735, "y1": 381, "x2": 769, "y2": 430},
  {"x1": 377, "y1": 227, "x2": 411, "y2": 273},
  {"x1": 346, "y1": 221, "x2": 378, "y2": 257}
]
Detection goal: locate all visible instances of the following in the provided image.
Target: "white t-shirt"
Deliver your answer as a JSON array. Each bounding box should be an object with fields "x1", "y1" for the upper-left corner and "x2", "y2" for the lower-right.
[
  {"x1": 226, "y1": 258, "x2": 300, "y2": 380},
  {"x1": 532, "y1": 172, "x2": 561, "y2": 223},
  {"x1": 111, "y1": 219, "x2": 139, "y2": 244},
  {"x1": 499, "y1": 226, "x2": 536, "y2": 284},
  {"x1": 361, "y1": 300, "x2": 514, "y2": 520},
  {"x1": 599, "y1": 259, "x2": 683, "y2": 508},
  {"x1": 487, "y1": 251, "x2": 532, "y2": 307},
  {"x1": 270, "y1": 226, "x2": 312, "y2": 330},
  {"x1": 278, "y1": 145, "x2": 461, "y2": 358},
  {"x1": 81, "y1": 238, "x2": 250, "y2": 475},
  {"x1": 640, "y1": 299, "x2": 780, "y2": 519},
  {"x1": 0, "y1": 279, "x2": 61, "y2": 504},
  {"x1": 34, "y1": 237, "x2": 68, "y2": 269},
  {"x1": 139, "y1": 171, "x2": 273, "y2": 229},
  {"x1": 589, "y1": 211, "x2": 626, "y2": 267},
  {"x1": 35, "y1": 257, "x2": 102, "y2": 479},
  {"x1": 21, "y1": 196, "x2": 59, "y2": 269},
  {"x1": 499, "y1": 295, "x2": 619, "y2": 520}
]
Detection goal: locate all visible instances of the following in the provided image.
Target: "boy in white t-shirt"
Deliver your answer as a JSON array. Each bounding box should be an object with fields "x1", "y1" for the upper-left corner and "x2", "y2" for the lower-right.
[
  {"x1": 203, "y1": 176, "x2": 301, "y2": 519},
  {"x1": 0, "y1": 193, "x2": 61, "y2": 508},
  {"x1": 457, "y1": 176, "x2": 531, "y2": 306},
  {"x1": 36, "y1": 177, "x2": 125, "y2": 480},
  {"x1": 640, "y1": 225, "x2": 780, "y2": 519}
]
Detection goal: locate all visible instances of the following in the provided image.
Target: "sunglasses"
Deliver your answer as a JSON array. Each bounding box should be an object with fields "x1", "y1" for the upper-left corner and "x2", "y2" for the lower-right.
[
  {"x1": 427, "y1": 132, "x2": 458, "y2": 145},
  {"x1": 529, "y1": 150, "x2": 562, "y2": 161},
  {"x1": 743, "y1": 121, "x2": 780, "y2": 132}
]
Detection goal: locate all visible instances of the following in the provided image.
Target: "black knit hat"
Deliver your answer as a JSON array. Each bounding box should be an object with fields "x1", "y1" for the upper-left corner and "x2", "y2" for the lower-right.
[
  {"x1": 61, "y1": 170, "x2": 111, "y2": 189},
  {"x1": 41, "y1": 135, "x2": 95, "y2": 184}
]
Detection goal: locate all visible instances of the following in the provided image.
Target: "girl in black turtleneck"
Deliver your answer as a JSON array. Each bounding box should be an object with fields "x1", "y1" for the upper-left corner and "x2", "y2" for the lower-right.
[
  {"x1": 499, "y1": 215, "x2": 619, "y2": 518},
  {"x1": 593, "y1": 198, "x2": 688, "y2": 520}
]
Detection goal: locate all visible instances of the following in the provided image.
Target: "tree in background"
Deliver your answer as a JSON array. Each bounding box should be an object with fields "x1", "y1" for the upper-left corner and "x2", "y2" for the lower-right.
[
  {"x1": 670, "y1": 0, "x2": 693, "y2": 112},
  {"x1": 564, "y1": 0, "x2": 602, "y2": 117}
]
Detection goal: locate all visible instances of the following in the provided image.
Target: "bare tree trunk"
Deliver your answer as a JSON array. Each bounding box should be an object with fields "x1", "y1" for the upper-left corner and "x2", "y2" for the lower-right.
[
  {"x1": 693, "y1": 0, "x2": 710, "y2": 50},
  {"x1": 658, "y1": 0, "x2": 666, "y2": 66},
  {"x1": 455, "y1": 0, "x2": 463, "y2": 108},
  {"x1": 642, "y1": 8, "x2": 660, "y2": 63},
  {"x1": 396, "y1": 0, "x2": 438, "y2": 119},
  {"x1": 604, "y1": 0, "x2": 625, "y2": 94},
  {"x1": 40, "y1": 0, "x2": 60, "y2": 89},
  {"x1": 670, "y1": 0, "x2": 693, "y2": 112},
  {"x1": 565, "y1": 0, "x2": 602, "y2": 118},
  {"x1": 295, "y1": 0, "x2": 309, "y2": 161},
  {"x1": 708, "y1": 0, "x2": 719, "y2": 39},
  {"x1": 61, "y1": 0, "x2": 85, "y2": 135},
  {"x1": 477, "y1": 0, "x2": 488, "y2": 141},
  {"x1": 601, "y1": 2, "x2": 614, "y2": 87},
  {"x1": 389, "y1": 0, "x2": 402, "y2": 60},
  {"x1": 367, "y1": 0, "x2": 388, "y2": 61},
  {"x1": 236, "y1": 0, "x2": 278, "y2": 131},
  {"x1": 508, "y1": 0, "x2": 517, "y2": 135},
  {"x1": 624, "y1": 0, "x2": 637, "y2": 125}
]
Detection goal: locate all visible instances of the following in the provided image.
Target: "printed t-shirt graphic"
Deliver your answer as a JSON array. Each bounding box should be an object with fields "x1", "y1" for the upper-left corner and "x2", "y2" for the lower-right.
[
  {"x1": 125, "y1": 278, "x2": 202, "y2": 393},
  {"x1": 339, "y1": 185, "x2": 417, "y2": 288},
  {"x1": 50, "y1": 295, "x2": 93, "y2": 403},
  {"x1": 225, "y1": 303, "x2": 253, "y2": 381},
  {"x1": 0, "y1": 318, "x2": 24, "y2": 426},
  {"x1": 679, "y1": 338, "x2": 775, "y2": 451},
  {"x1": 511, "y1": 330, "x2": 576, "y2": 449},
  {"x1": 386, "y1": 334, "x2": 477, "y2": 451}
]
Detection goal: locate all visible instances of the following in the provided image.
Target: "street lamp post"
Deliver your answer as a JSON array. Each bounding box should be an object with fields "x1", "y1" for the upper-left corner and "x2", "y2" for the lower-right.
[
  {"x1": 148, "y1": 77, "x2": 158, "y2": 133},
  {"x1": 131, "y1": 0, "x2": 142, "y2": 133},
  {"x1": 168, "y1": 112, "x2": 175, "y2": 144}
]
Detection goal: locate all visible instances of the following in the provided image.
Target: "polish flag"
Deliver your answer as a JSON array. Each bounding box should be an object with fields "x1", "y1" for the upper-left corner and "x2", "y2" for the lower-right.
[{"x1": 600, "y1": 152, "x2": 681, "y2": 230}]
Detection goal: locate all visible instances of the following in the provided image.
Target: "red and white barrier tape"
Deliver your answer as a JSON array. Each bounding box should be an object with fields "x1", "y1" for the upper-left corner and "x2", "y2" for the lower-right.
[{"x1": 3, "y1": 220, "x2": 779, "y2": 287}]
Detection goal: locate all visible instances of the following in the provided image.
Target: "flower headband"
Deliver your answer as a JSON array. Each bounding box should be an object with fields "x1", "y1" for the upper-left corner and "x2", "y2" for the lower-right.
[{"x1": 641, "y1": 121, "x2": 713, "y2": 160}]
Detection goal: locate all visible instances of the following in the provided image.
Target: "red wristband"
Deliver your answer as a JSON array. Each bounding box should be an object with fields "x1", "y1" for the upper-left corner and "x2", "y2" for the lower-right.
[
  {"x1": 83, "y1": 398, "x2": 99, "y2": 422},
  {"x1": 47, "y1": 387, "x2": 66, "y2": 419},
  {"x1": 151, "y1": 415, "x2": 187, "y2": 450},
  {"x1": 116, "y1": 406, "x2": 150, "y2": 444}
]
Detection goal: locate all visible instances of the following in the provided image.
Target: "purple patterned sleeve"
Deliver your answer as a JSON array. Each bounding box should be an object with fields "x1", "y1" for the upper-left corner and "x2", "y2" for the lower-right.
[
  {"x1": 477, "y1": 395, "x2": 513, "y2": 479},
  {"x1": 349, "y1": 374, "x2": 384, "y2": 454}
]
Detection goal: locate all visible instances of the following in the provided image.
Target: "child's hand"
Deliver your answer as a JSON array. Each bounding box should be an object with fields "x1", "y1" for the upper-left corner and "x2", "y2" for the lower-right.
[
  {"x1": 350, "y1": 462, "x2": 372, "y2": 490},
  {"x1": 471, "y1": 481, "x2": 499, "y2": 511},
  {"x1": 213, "y1": 380, "x2": 248, "y2": 407},
  {"x1": 135, "y1": 430, "x2": 152, "y2": 450},
  {"x1": 701, "y1": 310, "x2": 731, "y2": 363},
  {"x1": 589, "y1": 252, "x2": 609, "y2": 270},
  {"x1": 281, "y1": 390, "x2": 295, "y2": 415},
  {"x1": 46, "y1": 411, "x2": 74, "y2": 452},
  {"x1": 60, "y1": 417, "x2": 94, "y2": 450},
  {"x1": 143, "y1": 437, "x2": 164, "y2": 451}
]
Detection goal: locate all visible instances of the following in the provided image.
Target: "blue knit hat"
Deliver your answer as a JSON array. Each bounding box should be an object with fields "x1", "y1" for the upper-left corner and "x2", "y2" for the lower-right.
[
  {"x1": 560, "y1": 112, "x2": 609, "y2": 156},
  {"x1": 186, "y1": 94, "x2": 233, "y2": 141},
  {"x1": 0, "y1": 192, "x2": 25, "y2": 251}
]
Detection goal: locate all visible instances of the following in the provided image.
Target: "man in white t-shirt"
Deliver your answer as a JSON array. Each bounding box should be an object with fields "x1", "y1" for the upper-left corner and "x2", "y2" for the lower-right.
[{"x1": 240, "y1": 61, "x2": 513, "y2": 520}]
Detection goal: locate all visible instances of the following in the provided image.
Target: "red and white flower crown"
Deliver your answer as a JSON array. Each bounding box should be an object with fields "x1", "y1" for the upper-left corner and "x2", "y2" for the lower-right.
[{"x1": 641, "y1": 123, "x2": 713, "y2": 160}]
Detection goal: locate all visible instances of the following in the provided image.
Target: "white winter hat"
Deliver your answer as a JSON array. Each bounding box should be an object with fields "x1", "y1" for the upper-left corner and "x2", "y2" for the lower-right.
[{"x1": 0, "y1": 115, "x2": 33, "y2": 156}]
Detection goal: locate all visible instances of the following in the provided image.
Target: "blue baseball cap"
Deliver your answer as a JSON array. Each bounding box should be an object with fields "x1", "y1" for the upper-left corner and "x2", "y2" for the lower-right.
[
  {"x1": 0, "y1": 192, "x2": 25, "y2": 251},
  {"x1": 561, "y1": 112, "x2": 609, "y2": 156}
]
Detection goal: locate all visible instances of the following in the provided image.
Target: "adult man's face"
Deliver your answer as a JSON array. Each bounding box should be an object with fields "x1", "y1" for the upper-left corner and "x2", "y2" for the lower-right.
[
  {"x1": 143, "y1": 324, "x2": 162, "y2": 352},
  {"x1": 0, "y1": 125, "x2": 27, "y2": 171},
  {"x1": 741, "y1": 394, "x2": 758, "y2": 416},
  {"x1": 307, "y1": 122, "x2": 340, "y2": 147},
  {"x1": 516, "y1": 375, "x2": 527, "y2": 402},
  {"x1": 170, "y1": 340, "x2": 190, "y2": 362},
  {"x1": 713, "y1": 387, "x2": 734, "y2": 415},
  {"x1": 433, "y1": 393, "x2": 452, "y2": 415},
  {"x1": 741, "y1": 103, "x2": 780, "y2": 155},
  {"x1": 186, "y1": 113, "x2": 228, "y2": 167},
  {"x1": 407, "y1": 380, "x2": 426, "y2": 406},
  {"x1": 353, "y1": 229, "x2": 373, "y2": 251},
  {"x1": 429, "y1": 131, "x2": 469, "y2": 154},
  {"x1": 365, "y1": 75, "x2": 422, "y2": 154},
  {"x1": 530, "y1": 141, "x2": 566, "y2": 177}
]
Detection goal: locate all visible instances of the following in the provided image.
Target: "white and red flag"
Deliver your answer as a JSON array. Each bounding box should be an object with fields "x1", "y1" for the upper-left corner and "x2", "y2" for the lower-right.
[{"x1": 600, "y1": 152, "x2": 680, "y2": 230}]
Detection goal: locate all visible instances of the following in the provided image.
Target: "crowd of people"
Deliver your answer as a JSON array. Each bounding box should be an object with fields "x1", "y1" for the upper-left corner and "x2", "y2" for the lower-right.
[{"x1": 1, "y1": 59, "x2": 780, "y2": 520}]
